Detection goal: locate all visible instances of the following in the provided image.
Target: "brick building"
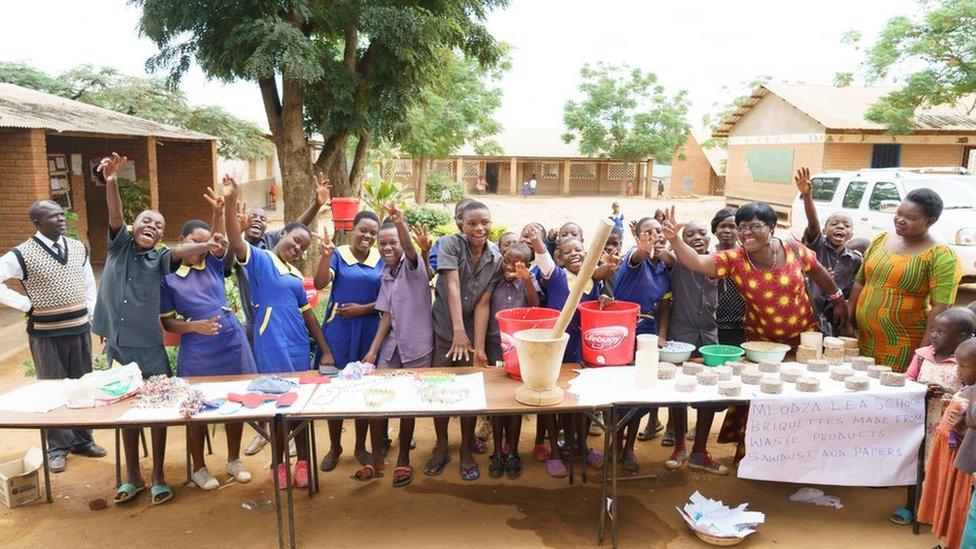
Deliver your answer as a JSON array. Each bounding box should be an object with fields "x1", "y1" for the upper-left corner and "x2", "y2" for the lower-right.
[
  {"x1": 390, "y1": 128, "x2": 656, "y2": 197},
  {"x1": 0, "y1": 83, "x2": 216, "y2": 263},
  {"x1": 669, "y1": 130, "x2": 726, "y2": 196},
  {"x1": 714, "y1": 84, "x2": 976, "y2": 215}
]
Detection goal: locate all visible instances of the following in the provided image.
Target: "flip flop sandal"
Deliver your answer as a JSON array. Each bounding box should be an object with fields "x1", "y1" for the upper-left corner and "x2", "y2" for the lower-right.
[
  {"x1": 423, "y1": 455, "x2": 451, "y2": 477},
  {"x1": 150, "y1": 484, "x2": 174, "y2": 506},
  {"x1": 459, "y1": 463, "x2": 480, "y2": 481},
  {"x1": 471, "y1": 438, "x2": 488, "y2": 455},
  {"x1": 392, "y1": 466, "x2": 413, "y2": 488},
  {"x1": 505, "y1": 454, "x2": 523, "y2": 478},
  {"x1": 113, "y1": 483, "x2": 145, "y2": 504},
  {"x1": 661, "y1": 432, "x2": 676, "y2": 447},
  {"x1": 546, "y1": 459, "x2": 568, "y2": 478},
  {"x1": 889, "y1": 507, "x2": 913, "y2": 526},
  {"x1": 532, "y1": 443, "x2": 551, "y2": 462},
  {"x1": 586, "y1": 449, "x2": 604, "y2": 470},
  {"x1": 488, "y1": 453, "x2": 505, "y2": 478},
  {"x1": 637, "y1": 424, "x2": 662, "y2": 442},
  {"x1": 355, "y1": 449, "x2": 373, "y2": 467},
  {"x1": 352, "y1": 464, "x2": 383, "y2": 481}
]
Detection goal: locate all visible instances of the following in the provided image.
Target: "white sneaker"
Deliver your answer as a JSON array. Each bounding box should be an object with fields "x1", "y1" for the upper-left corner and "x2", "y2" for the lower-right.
[
  {"x1": 192, "y1": 467, "x2": 220, "y2": 490},
  {"x1": 243, "y1": 435, "x2": 267, "y2": 456},
  {"x1": 227, "y1": 459, "x2": 252, "y2": 483}
]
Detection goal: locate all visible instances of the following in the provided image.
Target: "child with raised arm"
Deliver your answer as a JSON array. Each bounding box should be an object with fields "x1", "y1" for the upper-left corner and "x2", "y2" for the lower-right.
[
  {"x1": 92, "y1": 154, "x2": 224, "y2": 506},
  {"x1": 360, "y1": 204, "x2": 434, "y2": 486},
  {"x1": 223, "y1": 175, "x2": 331, "y2": 490},
  {"x1": 159, "y1": 183, "x2": 257, "y2": 490}
]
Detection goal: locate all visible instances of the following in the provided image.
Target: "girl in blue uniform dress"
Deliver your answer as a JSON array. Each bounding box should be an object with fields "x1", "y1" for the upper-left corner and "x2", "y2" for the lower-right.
[
  {"x1": 224, "y1": 175, "x2": 331, "y2": 490},
  {"x1": 314, "y1": 211, "x2": 384, "y2": 472},
  {"x1": 160, "y1": 203, "x2": 258, "y2": 490}
]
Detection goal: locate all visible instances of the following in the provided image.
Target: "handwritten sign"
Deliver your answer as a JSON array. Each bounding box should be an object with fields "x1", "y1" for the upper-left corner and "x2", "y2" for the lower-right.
[{"x1": 738, "y1": 387, "x2": 925, "y2": 486}]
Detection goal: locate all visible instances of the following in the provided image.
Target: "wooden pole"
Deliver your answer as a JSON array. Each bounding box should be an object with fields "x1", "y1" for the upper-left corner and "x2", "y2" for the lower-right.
[{"x1": 550, "y1": 218, "x2": 614, "y2": 338}]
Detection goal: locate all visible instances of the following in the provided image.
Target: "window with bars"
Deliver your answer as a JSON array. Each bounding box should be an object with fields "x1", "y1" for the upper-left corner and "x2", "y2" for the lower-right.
[
  {"x1": 463, "y1": 161, "x2": 480, "y2": 178},
  {"x1": 541, "y1": 162, "x2": 559, "y2": 179},
  {"x1": 430, "y1": 161, "x2": 455, "y2": 176},
  {"x1": 395, "y1": 159, "x2": 413, "y2": 177},
  {"x1": 607, "y1": 162, "x2": 636, "y2": 180},
  {"x1": 569, "y1": 162, "x2": 597, "y2": 180}
]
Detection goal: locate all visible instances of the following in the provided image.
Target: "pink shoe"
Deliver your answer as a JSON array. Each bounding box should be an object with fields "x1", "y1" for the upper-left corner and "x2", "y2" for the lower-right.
[
  {"x1": 271, "y1": 463, "x2": 288, "y2": 490},
  {"x1": 293, "y1": 461, "x2": 309, "y2": 488}
]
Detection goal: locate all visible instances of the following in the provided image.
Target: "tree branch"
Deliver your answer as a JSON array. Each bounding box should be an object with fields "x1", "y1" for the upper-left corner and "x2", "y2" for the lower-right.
[
  {"x1": 258, "y1": 77, "x2": 283, "y2": 137},
  {"x1": 349, "y1": 131, "x2": 371, "y2": 187},
  {"x1": 344, "y1": 22, "x2": 358, "y2": 71}
]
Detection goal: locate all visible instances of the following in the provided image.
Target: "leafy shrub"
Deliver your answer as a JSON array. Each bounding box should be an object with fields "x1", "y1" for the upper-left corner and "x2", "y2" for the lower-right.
[
  {"x1": 21, "y1": 358, "x2": 35, "y2": 378},
  {"x1": 118, "y1": 178, "x2": 152, "y2": 222},
  {"x1": 361, "y1": 179, "x2": 410, "y2": 215},
  {"x1": 431, "y1": 222, "x2": 509, "y2": 243},
  {"x1": 426, "y1": 172, "x2": 466, "y2": 204},
  {"x1": 404, "y1": 206, "x2": 452, "y2": 231}
]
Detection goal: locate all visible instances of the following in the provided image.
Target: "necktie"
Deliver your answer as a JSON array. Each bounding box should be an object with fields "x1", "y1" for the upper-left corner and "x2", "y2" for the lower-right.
[{"x1": 52, "y1": 241, "x2": 63, "y2": 259}]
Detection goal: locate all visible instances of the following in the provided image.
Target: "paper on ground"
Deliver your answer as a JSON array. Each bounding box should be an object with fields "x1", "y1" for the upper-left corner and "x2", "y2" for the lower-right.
[
  {"x1": 677, "y1": 491, "x2": 764, "y2": 539},
  {"x1": 302, "y1": 372, "x2": 487, "y2": 414},
  {"x1": 0, "y1": 380, "x2": 65, "y2": 413},
  {"x1": 117, "y1": 382, "x2": 316, "y2": 422}
]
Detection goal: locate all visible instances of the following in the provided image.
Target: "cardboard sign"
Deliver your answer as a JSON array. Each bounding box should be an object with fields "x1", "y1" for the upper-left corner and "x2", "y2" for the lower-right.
[{"x1": 738, "y1": 387, "x2": 925, "y2": 486}]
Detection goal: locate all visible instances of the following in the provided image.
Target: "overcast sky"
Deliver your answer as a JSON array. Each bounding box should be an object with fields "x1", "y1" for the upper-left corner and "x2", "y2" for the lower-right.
[{"x1": 1, "y1": 0, "x2": 918, "y2": 132}]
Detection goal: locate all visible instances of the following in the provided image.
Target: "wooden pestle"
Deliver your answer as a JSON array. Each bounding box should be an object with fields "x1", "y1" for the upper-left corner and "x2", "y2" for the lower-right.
[{"x1": 550, "y1": 218, "x2": 615, "y2": 338}]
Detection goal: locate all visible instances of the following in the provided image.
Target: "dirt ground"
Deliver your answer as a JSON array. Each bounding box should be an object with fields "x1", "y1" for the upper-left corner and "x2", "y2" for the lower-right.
[{"x1": 0, "y1": 195, "x2": 943, "y2": 547}]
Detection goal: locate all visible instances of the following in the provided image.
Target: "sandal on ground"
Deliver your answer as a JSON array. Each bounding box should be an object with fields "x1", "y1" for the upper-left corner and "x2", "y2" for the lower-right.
[
  {"x1": 505, "y1": 453, "x2": 523, "y2": 478},
  {"x1": 588, "y1": 423, "x2": 603, "y2": 437},
  {"x1": 546, "y1": 459, "x2": 568, "y2": 478},
  {"x1": 661, "y1": 430, "x2": 676, "y2": 447},
  {"x1": 352, "y1": 464, "x2": 383, "y2": 481},
  {"x1": 293, "y1": 460, "x2": 310, "y2": 488},
  {"x1": 423, "y1": 454, "x2": 451, "y2": 477},
  {"x1": 354, "y1": 448, "x2": 373, "y2": 467},
  {"x1": 320, "y1": 450, "x2": 341, "y2": 472},
  {"x1": 665, "y1": 448, "x2": 688, "y2": 470},
  {"x1": 471, "y1": 437, "x2": 488, "y2": 455},
  {"x1": 113, "y1": 482, "x2": 145, "y2": 504},
  {"x1": 637, "y1": 422, "x2": 663, "y2": 442},
  {"x1": 488, "y1": 453, "x2": 505, "y2": 478},
  {"x1": 688, "y1": 451, "x2": 728, "y2": 475},
  {"x1": 586, "y1": 449, "x2": 604, "y2": 470},
  {"x1": 621, "y1": 455, "x2": 639, "y2": 473},
  {"x1": 890, "y1": 507, "x2": 913, "y2": 526},
  {"x1": 392, "y1": 466, "x2": 413, "y2": 488},
  {"x1": 460, "y1": 462, "x2": 480, "y2": 481},
  {"x1": 272, "y1": 463, "x2": 289, "y2": 490},
  {"x1": 150, "y1": 484, "x2": 174, "y2": 506},
  {"x1": 532, "y1": 443, "x2": 551, "y2": 462}
]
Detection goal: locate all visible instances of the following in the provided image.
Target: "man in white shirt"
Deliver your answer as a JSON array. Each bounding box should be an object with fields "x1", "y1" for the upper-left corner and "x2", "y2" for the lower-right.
[
  {"x1": 0, "y1": 200, "x2": 104, "y2": 473},
  {"x1": 529, "y1": 173, "x2": 538, "y2": 195}
]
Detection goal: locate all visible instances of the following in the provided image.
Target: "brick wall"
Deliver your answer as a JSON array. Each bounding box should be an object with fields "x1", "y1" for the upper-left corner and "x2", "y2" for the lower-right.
[
  {"x1": 822, "y1": 143, "x2": 872, "y2": 171},
  {"x1": 156, "y1": 140, "x2": 217, "y2": 237},
  {"x1": 724, "y1": 142, "x2": 825, "y2": 210},
  {"x1": 900, "y1": 144, "x2": 966, "y2": 167},
  {"x1": 0, "y1": 129, "x2": 51, "y2": 253},
  {"x1": 670, "y1": 134, "x2": 716, "y2": 196}
]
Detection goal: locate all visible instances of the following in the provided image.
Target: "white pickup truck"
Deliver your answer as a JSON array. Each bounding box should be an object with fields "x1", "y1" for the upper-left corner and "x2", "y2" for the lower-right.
[{"x1": 788, "y1": 167, "x2": 976, "y2": 280}]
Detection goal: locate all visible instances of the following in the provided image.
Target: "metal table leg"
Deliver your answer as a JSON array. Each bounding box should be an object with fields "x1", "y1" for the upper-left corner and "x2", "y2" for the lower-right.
[
  {"x1": 309, "y1": 420, "x2": 320, "y2": 495},
  {"x1": 912, "y1": 390, "x2": 930, "y2": 535},
  {"x1": 264, "y1": 418, "x2": 285, "y2": 549},
  {"x1": 114, "y1": 428, "x2": 121, "y2": 488},
  {"x1": 281, "y1": 416, "x2": 297, "y2": 549},
  {"x1": 598, "y1": 409, "x2": 611, "y2": 544},
  {"x1": 184, "y1": 428, "x2": 192, "y2": 485},
  {"x1": 39, "y1": 429, "x2": 52, "y2": 503}
]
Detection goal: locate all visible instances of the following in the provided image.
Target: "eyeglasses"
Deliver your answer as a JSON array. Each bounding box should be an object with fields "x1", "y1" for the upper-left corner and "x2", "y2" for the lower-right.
[{"x1": 736, "y1": 223, "x2": 768, "y2": 233}]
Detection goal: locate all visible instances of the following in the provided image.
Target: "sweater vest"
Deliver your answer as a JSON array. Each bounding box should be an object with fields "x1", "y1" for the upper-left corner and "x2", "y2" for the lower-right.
[{"x1": 12, "y1": 236, "x2": 90, "y2": 337}]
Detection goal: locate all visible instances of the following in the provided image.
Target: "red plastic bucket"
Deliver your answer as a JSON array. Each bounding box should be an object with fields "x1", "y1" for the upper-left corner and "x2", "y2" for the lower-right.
[
  {"x1": 578, "y1": 300, "x2": 639, "y2": 366},
  {"x1": 331, "y1": 197, "x2": 360, "y2": 223},
  {"x1": 303, "y1": 277, "x2": 319, "y2": 309},
  {"x1": 496, "y1": 307, "x2": 560, "y2": 380}
]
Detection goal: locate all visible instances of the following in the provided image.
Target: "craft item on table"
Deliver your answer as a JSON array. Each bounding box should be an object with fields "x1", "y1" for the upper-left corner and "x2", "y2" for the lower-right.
[
  {"x1": 338, "y1": 361, "x2": 376, "y2": 380},
  {"x1": 338, "y1": 377, "x2": 384, "y2": 393},
  {"x1": 299, "y1": 374, "x2": 333, "y2": 385},
  {"x1": 677, "y1": 491, "x2": 764, "y2": 542},
  {"x1": 845, "y1": 377, "x2": 870, "y2": 391},
  {"x1": 880, "y1": 372, "x2": 906, "y2": 387},
  {"x1": 682, "y1": 362, "x2": 703, "y2": 375},
  {"x1": 795, "y1": 345, "x2": 820, "y2": 363},
  {"x1": 829, "y1": 366, "x2": 855, "y2": 381},
  {"x1": 780, "y1": 367, "x2": 802, "y2": 383},
  {"x1": 247, "y1": 375, "x2": 297, "y2": 394},
  {"x1": 418, "y1": 373, "x2": 455, "y2": 384},
  {"x1": 275, "y1": 392, "x2": 298, "y2": 407},
  {"x1": 218, "y1": 401, "x2": 243, "y2": 415},
  {"x1": 179, "y1": 389, "x2": 205, "y2": 419},
  {"x1": 718, "y1": 380, "x2": 741, "y2": 397},
  {"x1": 712, "y1": 366, "x2": 733, "y2": 381},
  {"x1": 725, "y1": 361, "x2": 749, "y2": 375},
  {"x1": 417, "y1": 381, "x2": 470, "y2": 404},
  {"x1": 227, "y1": 391, "x2": 298, "y2": 409},
  {"x1": 758, "y1": 361, "x2": 780, "y2": 373},
  {"x1": 312, "y1": 387, "x2": 341, "y2": 406},
  {"x1": 740, "y1": 369, "x2": 763, "y2": 385},
  {"x1": 363, "y1": 387, "x2": 396, "y2": 408},
  {"x1": 675, "y1": 377, "x2": 698, "y2": 393},
  {"x1": 68, "y1": 362, "x2": 144, "y2": 407},
  {"x1": 850, "y1": 356, "x2": 875, "y2": 371},
  {"x1": 800, "y1": 331, "x2": 823, "y2": 350},
  {"x1": 822, "y1": 336, "x2": 844, "y2": 349},
  {"x1": 379, "y1": 370, "x2": 420, "y2": 380},
  {"x1": 867, "y1": 365, "x2": 892, "y2": 379},
  {"x1": 696, "y1": 370, "x2": 718, "y2": 386},
  {"x1": 796, "y1": 377, "x2": 821, "y2": 392},
  {"x1": 133, "y1": 375, "x2": 190, "y2": 408},
  {"x1": 658, "y1": 363, "x2": 677, "y2": 380},
  {"x1": 805, "y1": 359, "x2": 830, "y2": 373},
  {"x1": 760, "y1": 377, "x2": 783, "y2": 394}
]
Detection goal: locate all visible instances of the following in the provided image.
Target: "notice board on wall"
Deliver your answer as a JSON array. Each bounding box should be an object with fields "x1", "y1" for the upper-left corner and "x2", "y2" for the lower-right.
[{"x1": 745, "y1": 148, "x2": 794, "y2": 184}]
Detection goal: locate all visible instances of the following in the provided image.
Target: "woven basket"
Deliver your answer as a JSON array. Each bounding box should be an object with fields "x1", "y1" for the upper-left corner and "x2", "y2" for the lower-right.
[{"x1": 693, "y1": 531, "x2": 746, "y2": 546}]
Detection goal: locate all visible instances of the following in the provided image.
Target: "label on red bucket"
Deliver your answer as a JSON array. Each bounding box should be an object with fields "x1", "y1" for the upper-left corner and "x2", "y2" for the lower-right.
[
  {"x1": 500, "y1": 332, "x2": 515, "y2": 355},
  {"x1": 583, "y1": 326, "x2": 629, "y2": 350}
]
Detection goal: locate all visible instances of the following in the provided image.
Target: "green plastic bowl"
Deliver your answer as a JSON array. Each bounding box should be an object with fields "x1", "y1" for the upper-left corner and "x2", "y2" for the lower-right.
[{"x1": 698, "y1": 344, "x2": 745, "y2": 366}]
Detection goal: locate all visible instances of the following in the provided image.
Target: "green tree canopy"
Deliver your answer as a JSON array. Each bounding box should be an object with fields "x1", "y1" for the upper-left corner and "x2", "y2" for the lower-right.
[
  {"x1": 841, "y1": 0, "x2": 976, "y2": 133},
  {"x1": 562, "y1": 63, "x2": 690, "y2": 163},
  {"x1": 0, "y1": 62, "x2": 271, "y2": 159}
]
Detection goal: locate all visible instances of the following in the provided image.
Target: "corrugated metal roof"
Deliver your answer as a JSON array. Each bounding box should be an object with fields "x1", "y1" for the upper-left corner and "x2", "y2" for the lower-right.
[
  {"x1": 457, "y1": 128, "x2": 603, "y2": 159},
  {"x1": 713, "y1": 84, "x2": 976, "y2": 137},
  {"x1": 0, "y1": 82, "x2": 214, "y2": 141}
]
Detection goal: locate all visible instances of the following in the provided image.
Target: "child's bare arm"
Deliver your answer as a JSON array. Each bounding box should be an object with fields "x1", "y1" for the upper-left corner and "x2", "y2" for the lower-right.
[
  {"x1": 516, "y1": 262, "x2": 539, "y2": 307},
  {"x1": 444, "y1": 270, "x2": 472, "y2": 361},
  {"x1": 303, "y1": 308, "x2": 332, "y2": 366},
  {"x1": 99, "y1": 153, "x2": 128, "y2": 231},
  {"x1": 473, "y1": 292, "x2": 492, "y2": 367},
  {"x1": 363, "y1": 313, "x2": 392, "y2": 365},
  {"x1": 656, "y1": 296, "x2": 672, "y2": 347}
]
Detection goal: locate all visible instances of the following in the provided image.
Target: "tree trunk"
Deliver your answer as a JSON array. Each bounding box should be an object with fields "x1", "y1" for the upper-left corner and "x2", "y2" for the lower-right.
[
  {"x1": 417, "y1": 155, "x2": 430, "y2": 205},
  {"x1": 349, "y1": 132, "x2": 371, "y2": 189}
]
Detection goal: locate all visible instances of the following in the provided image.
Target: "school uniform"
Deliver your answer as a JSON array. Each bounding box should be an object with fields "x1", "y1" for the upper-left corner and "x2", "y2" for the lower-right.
[
  {"x1": 159, "y1": 253, "x2": 257, "y2": 377},
  {"x1": 233, "y1": 230, "x2": 282, "y2": 342},
  {"x1": 374, "y1": 254, "x2": 433, "y2": 368},
  {"x1": 92, "y1": 227, "x2": 171, "y2": 377},
  {"x1": 240, "y1": 244, "x2": 312, "y2": 373},
  {"x1": 544, "y1": 267, "x2": 601, "y2": 363},
  {"x1": 431, "y1": 233, "x2": 502, "y2": 367},
  {"x1": 487, "y1": 277, "x2": 530, "y2": 364},
  {"x1": 429, "y1": 238, "x2": 498, "y2": 271},
  {"x1": 612, "y1": 247, "x2": 671, "y2": 335},
  {"x1": 803, "y1": 233, "x2": 862, "y2": 335},
  {"x1": 667, "y1": 261, "x2": 718, "y2": 348},
  {"x1": 319, "y1": 245, "x2": 383, "y2": 368}
]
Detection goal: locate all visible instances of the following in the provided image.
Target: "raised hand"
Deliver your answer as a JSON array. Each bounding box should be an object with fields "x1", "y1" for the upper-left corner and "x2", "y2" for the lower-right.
[
  {"x1": 662, "y1": 205, "x2": 679, "y2": 241},
  {"x1": 411, "y1": 225, "x2": 432, "y2": 256},
  {"x1": 316, "y1": 230, "x2": 337, "y2": 259},
  {"x1": 204, "y1": 185, "x2": 224, "y2": 214},
  {"x1": 221, "y1": 174, "x2": 239, "y2": 199},
  {"x1": 98, "y1": 152, "x2": 128, "y2": 183},
  {"x1": 514, "y1": 261, "x2": 532, "y2": 281},
  {"x1": 207, "y1": 232, "x2": 227, "y2": 252},
  {"x1": 385, "y1": 202, "x2": 402, "y2": 225},
  {"x1": 636, "y1": 231, "x2": 656, "y2": 258},
  {"x1": 600, "y1": 251, "x2": 622, "y2": 272},
  {"x1": 526, "y1": 225, "x2": 546, "y2": 254},
  {"x1": 628, "y1": 219, "x2": 638, "y2": 239},
  {"x1": 546, "y1": 228, "x2": 558, "y2": 243},
  {"x1": 794, "y1": 167, "x2": 812, "y2": 196},
  {"x1": 236, "y1": 200, "x2": 248, "y2": 228},
  {"x1": 313, "y1": 172, "x2": 331, "y2": 206}
]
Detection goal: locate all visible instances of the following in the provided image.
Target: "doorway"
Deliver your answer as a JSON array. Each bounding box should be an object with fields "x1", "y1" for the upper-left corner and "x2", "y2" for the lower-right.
[{"x1": 485, "y1": 163, "x2": 499, "y2": 193}]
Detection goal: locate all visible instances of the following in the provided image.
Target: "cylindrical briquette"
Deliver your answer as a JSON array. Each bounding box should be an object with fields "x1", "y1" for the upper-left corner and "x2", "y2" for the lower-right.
[
  {"x1": 759, "y1": 361, "x2": 781, "y2": 373},
  {"x1": 806, "y1": 359, "x2": 830, "y2": 373},
  {"x1": 675, "y1": 377, "x2": 698, "y2": 393},
  {"x1": 796, "y1": 376, "x2": 821, "y2": 392},
  {"x1": 726, "y1": 361, "x2": 750, "y2": 375},
  {"x1": 718, "y1": 380, "x2": 741, "y2": 397},
  {"x1": 658, "y1": 362, "x2": 677, "y2": 380},
  {"x1": 850, "y1": 356, "x2": 875, "y2": 371},
  {"x1": 682, "y1": 361, "x2": 703, "y2": 376},
  {"x1": 796, "y1": 345, "x2": 820, "y2": 363},
  {"x1": 760, "y1": 377, "x2": 783, "y2": 394},
  {"x1": 880, "y1": 371, "x2": 906, "y2": 387},
  {"x1": 845, "y1": 376, "x2": 870, "y2": 391},
  {"x1": 830, "y1": 367, "x2": 855, "y2": 381},
  {"x1": 868, "y1": 365, "x2": 892, "y2": 379},
  {"x1": 823, "y1": 336, "x2": 845, "y2": 349},
  {"x1": 712, "y1": 365, "x2": 733, "y2": 381},
  {"x1": 780, "y1": 367, "x2": 803, "y2": 383},
  {"x1": 741, "y1": 369, "x2": 763, "y2": 385},
  {"x1": 697, "y1": 370, "x2": 719, "y2": 386}
]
